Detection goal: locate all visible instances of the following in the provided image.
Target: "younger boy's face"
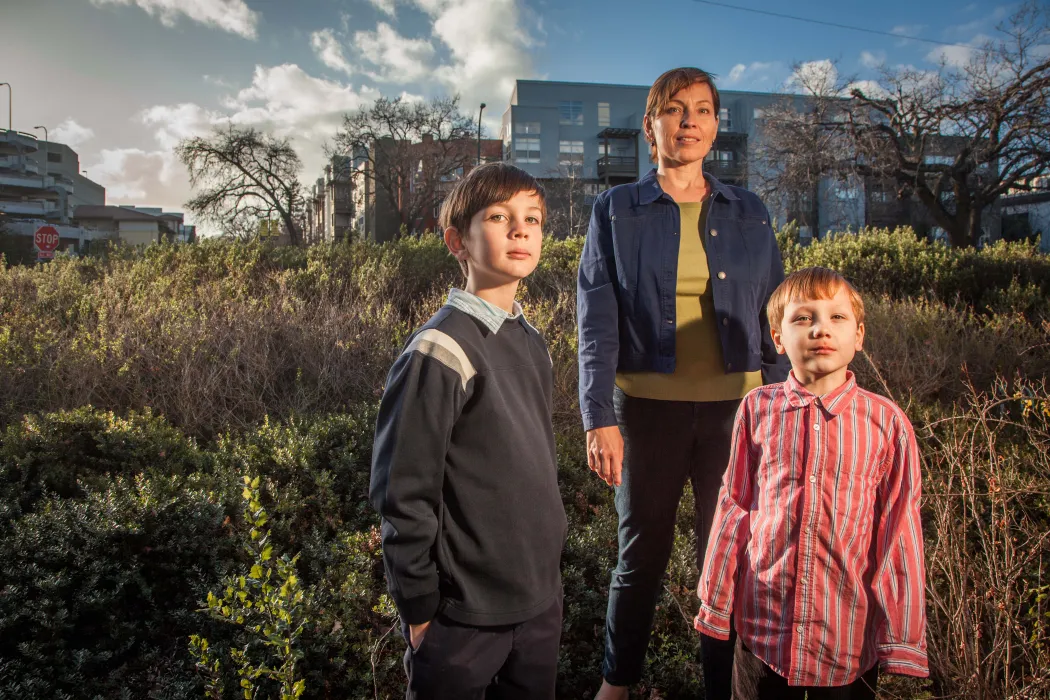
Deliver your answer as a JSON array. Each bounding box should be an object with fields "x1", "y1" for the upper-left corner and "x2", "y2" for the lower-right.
[
  {"x1": 446, "y1": 190, "x2": 543, "y2": 289},
  {"x1": 772, "y1": 287, "x2": 865, "y2": 384}
]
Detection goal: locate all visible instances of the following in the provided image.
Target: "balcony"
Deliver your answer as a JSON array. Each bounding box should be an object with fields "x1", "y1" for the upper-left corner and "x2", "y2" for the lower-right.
[
  {"x1": 0, "y1": 199, "x2": 57, "y2": 216},
  {"x1": 596, "y1": 155, "x2": 638, "y2": 179},
  {"x1": 704, "y1": 160, "x2": 747, "y2": 185}
]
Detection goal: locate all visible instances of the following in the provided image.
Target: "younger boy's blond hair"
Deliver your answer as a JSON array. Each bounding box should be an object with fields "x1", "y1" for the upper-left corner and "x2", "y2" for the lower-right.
[
  {"x1": 766, "y1": 267, "x2": 866, "y2": 333},
  {"x1": 438, "y1": 163, "x2": 546, "y2": 277}
]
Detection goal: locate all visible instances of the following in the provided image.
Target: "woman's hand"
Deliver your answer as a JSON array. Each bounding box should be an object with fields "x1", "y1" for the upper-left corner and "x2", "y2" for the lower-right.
[
  {"x1": 587, "y1": 426, "x2": 625, "y2": 487},
  {"x1": 409, "y1": 621, "x2": 431, "y2": 650}
]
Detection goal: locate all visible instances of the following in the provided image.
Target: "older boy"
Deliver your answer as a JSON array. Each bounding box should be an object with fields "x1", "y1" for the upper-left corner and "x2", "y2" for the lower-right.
[
  {"x1": 695, "y1": 267, "x2": 927, "y2": 699},
  {"x1": 369, "y1": 163, "x2": 567, "y2": 700}
]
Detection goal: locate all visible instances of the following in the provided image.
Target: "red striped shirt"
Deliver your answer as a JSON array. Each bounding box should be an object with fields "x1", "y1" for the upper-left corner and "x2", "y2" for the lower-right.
[{"x1": 694, "y1": 371, "x2": 928, "y2": 686}]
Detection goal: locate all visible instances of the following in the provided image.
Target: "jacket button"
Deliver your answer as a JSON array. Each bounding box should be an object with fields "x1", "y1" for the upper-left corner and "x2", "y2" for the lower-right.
[
  {"x1": 727, "y1": 362, "x2": 733, "y2": 370},
  {"x1": 665, "y1": 319, "x2": 673, "y2": 325},
  {"x1": 722, "y1": 317, "x2": 729, "y2": 327},
  {"x1": 717, "y1": 271, "x2": 726, "y2": 280},
  {"x1": 711, "y1": 229, "x2": 718, "y2": 236},
  {"x1": 611, "y1": 215, "x2": 616, "y2": 221},
  {"x1": 763, "y1": 220, "x2": 767, "y2": 225}
]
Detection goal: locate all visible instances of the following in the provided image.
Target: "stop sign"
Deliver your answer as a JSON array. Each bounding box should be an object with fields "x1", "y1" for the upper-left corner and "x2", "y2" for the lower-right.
[{"x1": 34, "y1": 225, "x2": 60, "y2": 254}]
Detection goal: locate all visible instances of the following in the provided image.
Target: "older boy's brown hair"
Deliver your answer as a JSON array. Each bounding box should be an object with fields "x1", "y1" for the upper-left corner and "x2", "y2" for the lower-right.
[
  {"x1": 644, "y1": 67, "x2": 721, "y2": 163},
  {"x1": 766, "y1": 267, "x2": 866, "y2": 334},
  {"x1": 439, "y1": 162, "x2": 546, "y2": 276}
]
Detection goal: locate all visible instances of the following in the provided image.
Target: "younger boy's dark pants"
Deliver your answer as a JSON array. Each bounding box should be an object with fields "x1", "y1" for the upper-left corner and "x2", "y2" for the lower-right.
[
  {"x1": 400, "y1": 594, "x2": 562, "y2": 700},
  {"x1": 733, "y1": 640, "x2": 879, "y2": 700}
]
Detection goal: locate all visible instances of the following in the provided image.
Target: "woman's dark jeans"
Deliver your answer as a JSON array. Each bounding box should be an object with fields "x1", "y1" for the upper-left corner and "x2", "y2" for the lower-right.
[{"x1": 602, "y1": 388, "x2": 741, "y2": 699}]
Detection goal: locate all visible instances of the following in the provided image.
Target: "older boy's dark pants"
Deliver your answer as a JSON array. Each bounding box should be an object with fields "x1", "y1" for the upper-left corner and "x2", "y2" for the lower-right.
[
  {"x1": 603, "y1": 389, "x2": 740, "y2": 699},
  {"x1": 401, "y1": 594, "x2": 562, "y2": 700},
  {"x1": 733, "y1": 640, "x2": 879, "y2": 700}
]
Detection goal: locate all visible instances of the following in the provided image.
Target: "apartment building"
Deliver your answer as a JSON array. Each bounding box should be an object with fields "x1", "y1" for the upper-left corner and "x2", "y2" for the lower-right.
[
  {"x1": 354, "y1": 136, "x2": 502, "y2": 244},
  {"x1": 501, "y1": 80, "x2": 865, "y2": 236},
  {"x1": 1, "y1": 129, "x2": 104, "y2": 222},
  {"x1": 305, "y1": 154, "x2": 354, "y2": 244}
]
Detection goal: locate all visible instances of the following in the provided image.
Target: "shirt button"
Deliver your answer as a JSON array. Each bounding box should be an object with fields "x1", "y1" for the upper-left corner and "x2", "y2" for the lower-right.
[
  {"x1": 673, "y1": 231, "x2": 678, "y2": 236},
  {"x1": 813, "y1": 423, "x2": 820, "y2": 431},
  {"x1": 717, "y1": 271, "x2": 726, "y2": 280},
  {"x1": 797, "y1": 624, "x2": 804, "y2": 633},
  {"x1": 610, "y1": 215, "x2": 616, "y2": 221},
  {"x1": 711, "y1": 228, "x2": 718, "y2": 236},
  {"x1": 809, "y1": 475, "x2": 816, "y2": 483}
]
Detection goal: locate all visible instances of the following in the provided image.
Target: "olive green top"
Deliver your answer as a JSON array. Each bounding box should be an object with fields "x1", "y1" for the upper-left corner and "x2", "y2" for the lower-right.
[{"x1": 616, "y1": 200, "x2": 763, "y2": 402}]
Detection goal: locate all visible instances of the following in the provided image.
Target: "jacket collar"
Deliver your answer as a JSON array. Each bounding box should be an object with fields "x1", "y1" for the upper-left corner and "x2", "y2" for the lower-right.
[
  {"x1": 636, "y1": 167, "x2": 740, "y2": 206},
  {"x1": 783, "y1": 370, "x2": 859, "y2": 417}
]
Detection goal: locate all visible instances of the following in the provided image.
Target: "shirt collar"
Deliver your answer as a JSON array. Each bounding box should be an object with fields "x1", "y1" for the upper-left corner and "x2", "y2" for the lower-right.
[
  {"x1": 636, "y1": 167, "x2": 741, "y2": 206},
  {"x1": 783, "y1": 370, "x2": 859, "y2": 417},
  {"x1": 445, "y1": 288, "x2": 524, "y2": 335}
]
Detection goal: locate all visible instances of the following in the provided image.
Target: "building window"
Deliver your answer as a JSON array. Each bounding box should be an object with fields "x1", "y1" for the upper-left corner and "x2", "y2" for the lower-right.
[
  {"x1": 515, "y1": 137, "x2": 541, "y2": 164},
  {"x1": 515, "y1": 121, "x2": 541, "y2": 135},
  {"x1": 559, "y1": 101, "x2": 583, "y2": 126},
  {"x1": 834, "y1": 186, "x2": 860, "y2": 200},
  {"x1": 598, "y1": 102, "x2": 610, "y2": 127},
  {"x1": 753, "y1": 108, "x2": 765, "y2": 120},
  {"x1": 559, "y1": 140, "x2": 584, "y2": 165},
  {"x1": 719, "y1": 107, "x2": 731, "y2": 132},
  {"x1": 47, "y1": 152, "x2": 62, "y2": 163},
  {"x1": 924, "y1": 154, "x2": 954, "y2": 166}
]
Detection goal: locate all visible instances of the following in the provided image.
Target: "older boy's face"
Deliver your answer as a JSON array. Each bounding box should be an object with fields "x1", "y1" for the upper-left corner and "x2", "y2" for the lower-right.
[
  {"x1": 452, "y1": 190, "x2": 543, "y2": 288},
  {"x1": 772, "y1": 287, "x2": 865, "y2": 386}
]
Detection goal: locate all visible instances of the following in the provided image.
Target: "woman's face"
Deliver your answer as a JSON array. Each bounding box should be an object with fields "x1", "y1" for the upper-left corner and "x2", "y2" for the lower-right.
[{"x1": 644, "y1": 81, "x2": 719, "y2": 167}]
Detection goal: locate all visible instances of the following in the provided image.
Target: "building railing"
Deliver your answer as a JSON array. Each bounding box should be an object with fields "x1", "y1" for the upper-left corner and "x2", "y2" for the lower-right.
[{"x1": 597, "y1": 155, "x2": 637, "y2": 168}]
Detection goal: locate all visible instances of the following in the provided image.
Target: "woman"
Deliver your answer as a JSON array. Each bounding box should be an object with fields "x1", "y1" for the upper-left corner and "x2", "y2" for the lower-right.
[{"x1": 577, "y1": 67, "x2": 790, "y2": 700}]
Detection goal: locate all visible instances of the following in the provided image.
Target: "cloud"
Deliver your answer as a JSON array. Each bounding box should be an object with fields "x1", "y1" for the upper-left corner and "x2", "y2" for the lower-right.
[
  {"x1": 412, "y1": 0, "x2": 539, "y2": 127},
  {"x1": 785, "y1": 60, "x2": 838, "y2": 95},
  {"x1": 89, "y1": 0, "x2": 259, "y2": 39},
  {"x1": 84, "y1": 147, "x2": 179, "y2": 202},
  {"x1": 860, "y1": 50, "x2": 886, "y2": 69},
  {"x1": 724, "y1": 61, "x2": 778, "y2": 86},
  {"x1": 926, "y1": 33, "x2": 991, "y2": 67},
  {"x1": 891, "y1": 24, "x2": 925, "y2": 38},
  {"x1": 50, "y1": 119, "x2": 96, "y2": 149},
  {"x1": 311, "y1": 28, "x2": 355, "y2": 76},
  {"x1": 354, "y1": 23, "x2": 435, "y2": 83},
  {"x1": 845, "y1": 80, "x2": 889, "y2": 99},
  {"x1": 368, "y1": 0, "x2": 396, "y2": 17}
]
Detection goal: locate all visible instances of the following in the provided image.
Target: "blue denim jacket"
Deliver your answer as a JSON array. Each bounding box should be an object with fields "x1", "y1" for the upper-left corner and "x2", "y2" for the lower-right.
[{"x1": 577, "y1": 168, "x2": 790, "y2": 431}]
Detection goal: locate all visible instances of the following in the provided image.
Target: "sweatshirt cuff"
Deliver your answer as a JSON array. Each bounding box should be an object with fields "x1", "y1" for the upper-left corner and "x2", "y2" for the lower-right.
[
  {"x1": 876, "y1": 643, "x2": 929, "y2": 677},
  {"x1": 694, "y1": 603, "x2": 732, "y2": 640},
  {"x1": 395, "y1": 590, "x2": 441, "y2": 625}
]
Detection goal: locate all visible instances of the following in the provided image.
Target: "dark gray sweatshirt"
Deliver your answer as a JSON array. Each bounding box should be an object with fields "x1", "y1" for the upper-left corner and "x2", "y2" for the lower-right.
[{"x1": 369, "y1": 303, "x2": 567, "y2": 626}]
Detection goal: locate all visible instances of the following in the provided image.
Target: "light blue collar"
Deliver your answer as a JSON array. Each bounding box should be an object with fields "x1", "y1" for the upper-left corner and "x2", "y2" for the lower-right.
[{"x1": 446, "y1": 288, "x2": 524, "y2": 335}]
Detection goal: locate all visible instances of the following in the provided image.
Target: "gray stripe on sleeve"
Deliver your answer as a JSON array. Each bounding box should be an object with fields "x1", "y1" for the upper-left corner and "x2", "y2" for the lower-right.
[{"x1": 404, "y1": 329, "x2": 477, "y2": 390}]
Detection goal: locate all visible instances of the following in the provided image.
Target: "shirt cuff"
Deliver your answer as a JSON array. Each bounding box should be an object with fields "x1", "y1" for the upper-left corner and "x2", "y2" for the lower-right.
[
  {"x1": 395, "y1": 590, "x2": 441, "y2": 625},
  {"x1": 694, "y1": 603, "x2": 732, "y2": 640},
  {"x1": 876, "y1": 643, "x2": 929, "y2": 677}
]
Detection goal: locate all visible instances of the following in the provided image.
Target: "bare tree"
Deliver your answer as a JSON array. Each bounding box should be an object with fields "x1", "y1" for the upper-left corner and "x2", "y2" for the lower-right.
[
  {"x1": 754, "y1": 2, "x2": 1050, "y2": 246},
  {"x1": 542, "y1": 162, "x2": 592, "y2": 238},
  {"x1": 176, "y1": 126, "x2": 306, "y2": 245},
  {"x1": 332, "y1": 96, "x2": 477, "y2": 238}
]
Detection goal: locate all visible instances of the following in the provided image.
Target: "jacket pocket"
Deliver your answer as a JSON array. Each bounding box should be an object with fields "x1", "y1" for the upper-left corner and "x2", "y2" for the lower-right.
[{"x1": 610, "y1": 214, "x2": 647, "y2": 295}]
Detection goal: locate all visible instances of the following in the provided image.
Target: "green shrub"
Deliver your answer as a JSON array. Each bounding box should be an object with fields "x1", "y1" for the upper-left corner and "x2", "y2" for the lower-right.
[{"x1": 0, "y1": 474, "x2": 235, "y2": 699}]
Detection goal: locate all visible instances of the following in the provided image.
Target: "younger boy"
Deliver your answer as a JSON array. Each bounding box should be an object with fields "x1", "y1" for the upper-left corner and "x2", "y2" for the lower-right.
[
  {"x1": 694, "y1": 267, "x2": 927, "y2": 699},
  {"x1": 369, "y1": 163, "x2": 567, "y2": 700}
]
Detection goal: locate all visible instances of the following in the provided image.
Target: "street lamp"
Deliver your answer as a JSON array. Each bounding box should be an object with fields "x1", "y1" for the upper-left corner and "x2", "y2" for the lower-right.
[
  {"x1": 477, "y1": 102, "x2": 486, "y2": 167},
  {"x1": 0, "y1": 83, "x2": 10, "y2": 131},
  {"x1": 33, "y1": 125, "x2": 48, "y2": 189}
]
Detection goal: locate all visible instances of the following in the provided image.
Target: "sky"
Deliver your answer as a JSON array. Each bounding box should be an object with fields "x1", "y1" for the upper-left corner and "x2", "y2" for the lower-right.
[{"x1": 0, "y1": 0, "x2": 1018, "y2": 230}]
